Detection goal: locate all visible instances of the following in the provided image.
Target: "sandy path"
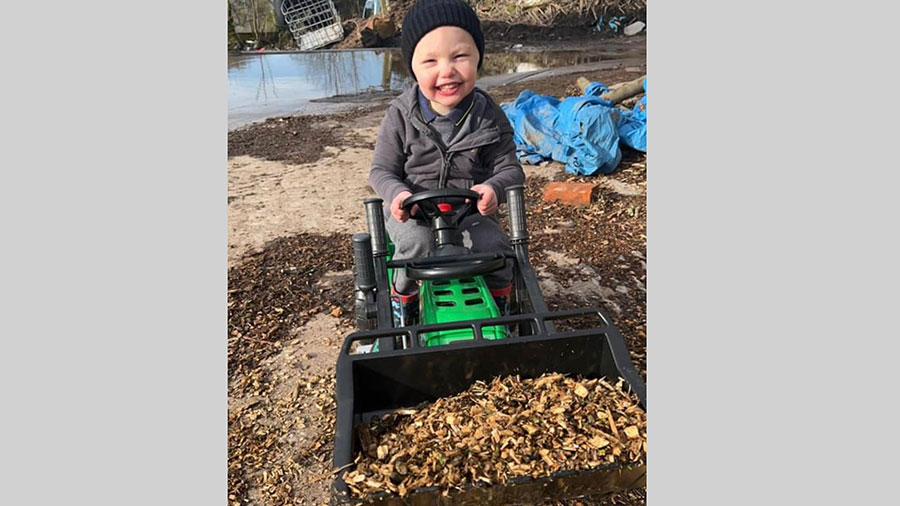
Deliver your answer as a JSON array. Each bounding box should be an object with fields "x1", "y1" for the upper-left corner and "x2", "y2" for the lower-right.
[{"x1": 228, "y1": 116, "x2": 382, "y2": 267}]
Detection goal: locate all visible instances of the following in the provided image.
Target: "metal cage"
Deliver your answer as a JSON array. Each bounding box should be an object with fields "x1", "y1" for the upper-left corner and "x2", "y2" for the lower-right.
[{"x1": 281, "y1": 0, "x2": 344, "y2": 50}]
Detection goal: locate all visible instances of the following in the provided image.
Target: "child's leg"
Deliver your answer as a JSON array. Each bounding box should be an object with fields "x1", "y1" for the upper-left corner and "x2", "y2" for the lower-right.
[
  {"x1": 384, "y1": 216, "x2": 433, "y2": 294},
  {"x1": 384, "y1": 215, "x2": 433, "y2": 326},
  {"x1": 459, "y1": 213, "x2": 514, "y2": 287}
]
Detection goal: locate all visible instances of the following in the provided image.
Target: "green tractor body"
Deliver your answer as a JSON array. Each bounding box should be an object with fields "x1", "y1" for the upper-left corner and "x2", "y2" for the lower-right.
[
  {"x1": 419, "y1": 276, "x2": 507, "y2": 345},
  {"x1": 386, "y1": 237, "x2": 507, "y2": 347}
]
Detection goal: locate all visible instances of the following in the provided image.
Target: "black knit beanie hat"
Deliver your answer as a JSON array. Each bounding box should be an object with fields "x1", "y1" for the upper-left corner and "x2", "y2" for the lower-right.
[{"x1": 401, "y1": 0, "x2": 485, "y2": 80}]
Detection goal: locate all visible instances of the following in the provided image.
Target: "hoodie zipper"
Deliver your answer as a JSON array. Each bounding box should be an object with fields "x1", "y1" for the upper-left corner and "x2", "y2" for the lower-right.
[
  {"x1": 439, "y1": 150, "x2": 453, "y2": 189},
  {"x1": 418, "y1": 123, "x2": 454, "y2": 189}
]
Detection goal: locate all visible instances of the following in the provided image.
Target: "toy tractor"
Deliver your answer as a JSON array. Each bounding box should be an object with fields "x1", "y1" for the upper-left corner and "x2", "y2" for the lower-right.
[{"x1": 333, "y1": 185, "x2": 647, "y2": 504}]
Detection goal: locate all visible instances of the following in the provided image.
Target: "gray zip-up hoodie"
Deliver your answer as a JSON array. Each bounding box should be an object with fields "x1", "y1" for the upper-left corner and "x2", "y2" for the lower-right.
[{"x1": 368, "y1": 85, "x2": 525, "y2": 207}]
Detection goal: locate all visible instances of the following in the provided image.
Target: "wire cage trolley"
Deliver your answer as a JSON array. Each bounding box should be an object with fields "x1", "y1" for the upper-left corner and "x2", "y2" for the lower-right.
[{"x1": 281, "y1": 0, "x2": 344, "y2": 50}]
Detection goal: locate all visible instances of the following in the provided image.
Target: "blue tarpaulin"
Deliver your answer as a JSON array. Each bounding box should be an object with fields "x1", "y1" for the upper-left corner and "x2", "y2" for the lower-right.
[
  {"x1": 605, "y1": 80, "x2": 647, "y2": 153},
  {"x1": 501, "y1": 78, "x2": 646, "y2": 175}
]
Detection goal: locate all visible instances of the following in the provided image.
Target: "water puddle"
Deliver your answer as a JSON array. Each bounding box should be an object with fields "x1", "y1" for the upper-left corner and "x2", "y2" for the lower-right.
[{"x1": 228, "y1": 48, "x2": 625, "y2": 129}]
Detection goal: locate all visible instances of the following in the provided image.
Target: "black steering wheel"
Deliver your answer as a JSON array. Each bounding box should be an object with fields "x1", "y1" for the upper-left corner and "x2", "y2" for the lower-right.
[
  {"x1": 399, "y1": 188, "x2": 507, "y2": 280},
  {"x1": 401, "y1": 188, "x2": 480, "y2": 227}
]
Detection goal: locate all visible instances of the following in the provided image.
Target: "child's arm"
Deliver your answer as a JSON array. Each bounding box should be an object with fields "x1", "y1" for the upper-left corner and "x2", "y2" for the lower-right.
[{"x1": 369, "y1": 107, "x2": 413, "y2": 221}]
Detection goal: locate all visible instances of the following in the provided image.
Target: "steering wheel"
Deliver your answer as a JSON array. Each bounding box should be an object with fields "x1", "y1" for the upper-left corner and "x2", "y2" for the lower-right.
[
  {"x1": 401, "y1": 188, "x2": 480, "y2": 228},
  {"x1": 399, "y1": 188, "x2": 507, "y2": 280}
]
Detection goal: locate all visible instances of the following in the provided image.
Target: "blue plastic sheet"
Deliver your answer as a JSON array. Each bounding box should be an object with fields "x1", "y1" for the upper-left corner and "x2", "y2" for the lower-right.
[
  {"x1": 613, "y1": 80, "x2": 647, "y2": 152},
  {"x1": 501, "y1": 78, "x2": 647, "y2": 175},
  {"x1": 584, "y1": 79, "x2": 647, "y2": 153}
]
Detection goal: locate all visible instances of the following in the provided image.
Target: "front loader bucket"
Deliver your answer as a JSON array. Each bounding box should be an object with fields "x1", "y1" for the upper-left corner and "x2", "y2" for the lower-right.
[{"x1": 332, "y1": 308, "x2": 647, "y2": 505}]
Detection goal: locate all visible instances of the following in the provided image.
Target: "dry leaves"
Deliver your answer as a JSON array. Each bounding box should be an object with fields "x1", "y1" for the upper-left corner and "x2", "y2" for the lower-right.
[
  {"x1": 473, "y1": 0, "x2": 646, "y2": 28},
  {"x1": 343, "y1": 373, "x2": 646, "y2": 499}
]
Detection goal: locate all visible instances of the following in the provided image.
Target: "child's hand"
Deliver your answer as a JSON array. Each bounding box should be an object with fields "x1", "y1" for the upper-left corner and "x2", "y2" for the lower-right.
[
  {"x1": 390, "y1": 190, "x2": 414, "y2": 223},
  {"x1": 470, "y1": 184, "x2": 498, "y2": 215}
]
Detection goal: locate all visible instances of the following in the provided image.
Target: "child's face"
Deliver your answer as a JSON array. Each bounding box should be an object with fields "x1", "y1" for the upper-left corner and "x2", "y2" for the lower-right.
[{"x1": 411, "y1": 26, "x2": 479, "y2": 115}]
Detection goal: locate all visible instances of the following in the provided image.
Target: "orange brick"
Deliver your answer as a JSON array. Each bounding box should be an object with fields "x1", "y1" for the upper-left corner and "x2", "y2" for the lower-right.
[{"x1": 542, "y1": 182, "x2": 598, "y2": 206}]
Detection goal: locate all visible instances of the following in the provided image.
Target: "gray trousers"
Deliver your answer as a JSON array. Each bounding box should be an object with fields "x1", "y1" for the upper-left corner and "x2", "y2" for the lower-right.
[{"x1": 385, "y1": 212, "x2": 514, "y2": 294}]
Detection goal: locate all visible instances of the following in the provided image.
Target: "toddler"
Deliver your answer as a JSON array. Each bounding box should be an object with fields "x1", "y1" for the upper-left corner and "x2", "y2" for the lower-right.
[{"x1": 368, "y1": 0, "x2": 525, "y2": 325}]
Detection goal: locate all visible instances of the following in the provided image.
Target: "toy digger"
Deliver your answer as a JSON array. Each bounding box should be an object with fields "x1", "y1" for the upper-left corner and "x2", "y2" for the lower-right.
[{"x1": 333, "y1": 185, "x2": 646, "y2": 504}]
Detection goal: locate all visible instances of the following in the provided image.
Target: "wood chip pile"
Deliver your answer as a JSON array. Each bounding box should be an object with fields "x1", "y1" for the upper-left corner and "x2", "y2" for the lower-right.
[{"x1": 343, "y1": 373, "x2": 646, "y2": 498}]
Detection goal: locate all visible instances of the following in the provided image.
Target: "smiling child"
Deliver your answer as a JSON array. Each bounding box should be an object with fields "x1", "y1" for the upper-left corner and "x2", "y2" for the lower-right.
[{"x1": 368, "y1": 0, "x2": 525, "y2": 326}]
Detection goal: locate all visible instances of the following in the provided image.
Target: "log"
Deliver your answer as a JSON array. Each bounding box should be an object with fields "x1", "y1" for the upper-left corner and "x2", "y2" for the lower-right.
[
  {"x1": 360, "y1": 16, "x2": 396, "y2": 48},
  {"x1": 372, "y1": 17, "x2": 396, "y2": 39},
  {"x1": 575, "y1": 75, "x2": 646, "y2": 104}
]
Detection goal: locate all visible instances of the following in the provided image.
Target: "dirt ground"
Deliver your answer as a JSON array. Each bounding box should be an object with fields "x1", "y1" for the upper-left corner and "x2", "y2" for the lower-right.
[{"x1": 228, "y1": 64, "x2": 647, "y2": 505}]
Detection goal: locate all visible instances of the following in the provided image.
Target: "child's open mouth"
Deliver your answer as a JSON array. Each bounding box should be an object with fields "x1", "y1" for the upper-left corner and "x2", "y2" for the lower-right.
[{"x1": 435, "y1": 83, "x2": 460, "y2": 96}]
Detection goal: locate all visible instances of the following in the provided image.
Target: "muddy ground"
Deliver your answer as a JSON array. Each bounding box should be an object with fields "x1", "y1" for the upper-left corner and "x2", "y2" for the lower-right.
[{"x1": 228, "y1": 63, "x2": 647, "y2": 505}]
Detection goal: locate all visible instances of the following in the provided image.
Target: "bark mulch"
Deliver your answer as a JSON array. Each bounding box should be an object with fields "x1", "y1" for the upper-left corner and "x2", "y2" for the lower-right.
[
  {"x1": 520, "y1": 156, "x2": 647, "y2": 377},
  {"x1": 228, "y1": 232, "x2": 357, "y2": 505},
  {"x1": 228, "y1": 233, "x2": 355, "y2": 376},
  {"x1": 345, "y1": 373, "x2": 646, "y2": 498},
  {"x1": 228, "y1": 109, "x2": 381, "y2": 165}
]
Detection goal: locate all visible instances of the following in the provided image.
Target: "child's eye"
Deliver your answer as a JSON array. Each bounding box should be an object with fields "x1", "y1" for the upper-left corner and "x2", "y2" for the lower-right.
[
  {"x1": 422, "y1": 59, "x2": 436, "y2": 64},
  {"x1": 454, "y1": 54, "x2": 469, "y2": 60}
]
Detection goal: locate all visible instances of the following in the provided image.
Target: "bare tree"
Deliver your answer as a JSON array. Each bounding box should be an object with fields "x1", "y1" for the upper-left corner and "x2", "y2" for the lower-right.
[
  {"x1": 231, "y1": 0, "x2": 276, "y2": 46},
  {"x1": 248, "y1": 0, "x2": 264, "y2": 43},
  {"x1": 228, "y1": 1, "x2": 242, "y2": 47}
]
